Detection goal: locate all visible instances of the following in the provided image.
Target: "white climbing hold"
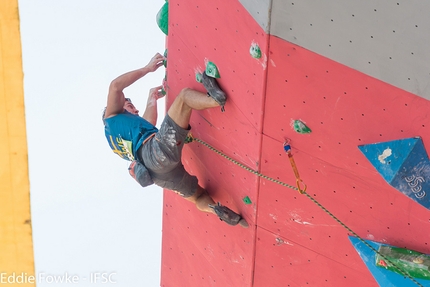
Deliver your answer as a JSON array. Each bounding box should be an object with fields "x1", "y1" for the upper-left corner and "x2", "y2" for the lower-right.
[{"x1": 378, "y1": 148, "x2": 392, "y2": 164}]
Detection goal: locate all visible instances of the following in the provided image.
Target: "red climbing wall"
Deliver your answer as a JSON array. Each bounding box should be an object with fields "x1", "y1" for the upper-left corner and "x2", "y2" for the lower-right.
[
  {"x1": 256, "y1": 37, "x2": 430, "y2": 286},
  {"x1": 160, "y1": 1, "x2": 430, "y2": 286},
  {"x1": 160, "y1": 1, "x2": 267, "y2": 286}
]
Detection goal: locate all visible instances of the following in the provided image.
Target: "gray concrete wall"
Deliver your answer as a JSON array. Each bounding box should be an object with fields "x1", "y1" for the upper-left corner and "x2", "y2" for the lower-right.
[
  {"x1": 239, "y1": 0, "x2": 272, "y2": 33},
  {"x1": 269, "y1": 0, "x2": 430, "y2": 100}
]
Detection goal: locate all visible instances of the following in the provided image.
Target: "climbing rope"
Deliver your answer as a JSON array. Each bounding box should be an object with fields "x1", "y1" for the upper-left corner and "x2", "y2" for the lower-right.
[{"x1": 185, "y1": 134, "x2": 424, "y2": 287}]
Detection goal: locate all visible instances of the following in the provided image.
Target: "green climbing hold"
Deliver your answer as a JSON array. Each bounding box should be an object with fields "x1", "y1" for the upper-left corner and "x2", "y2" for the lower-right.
[
  {"x1": 376, "y1": 245, "x2": 430, "y2": 280},
  {"x1": 205, "y1": 61, "x2": 220, "y2": 78},
  {"x1": 161, "y1": 87, "x2": 166, "y2": 96},
  {"x1": 250, "y1": 43, "x2": 262, "y2": 59},
  {"x1": 163, "y1": 49, "x2": 168, "y2": 67},
  {"x1": 156, "y1": 1, "x2": 169, "y2": 35},
  {"x1": 293, "y1": 120, "x2": 312, "y2": 134},
  {"x1": 195, "y1": 72, "x2": 202, "y2": 83},
  {"x1": 243, "y1": 196, "x2": 252, "y2": 205}
]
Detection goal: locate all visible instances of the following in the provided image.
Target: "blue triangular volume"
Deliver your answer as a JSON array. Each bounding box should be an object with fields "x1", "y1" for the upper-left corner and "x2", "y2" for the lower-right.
[
  {"x1": 358, "y1": 137, "x2": 420, "y2": 183},
  {"x1": 358, "y1": 137, "x2": 430, "y2": 210},
  {"x1": 348, "y1": 236, "x2": 430, "y2": 287}
]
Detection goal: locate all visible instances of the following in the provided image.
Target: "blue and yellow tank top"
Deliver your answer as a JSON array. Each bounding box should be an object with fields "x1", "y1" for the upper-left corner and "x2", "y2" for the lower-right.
[{"x1": 104, "y1": 111, "x2": 158, "y2": 161}]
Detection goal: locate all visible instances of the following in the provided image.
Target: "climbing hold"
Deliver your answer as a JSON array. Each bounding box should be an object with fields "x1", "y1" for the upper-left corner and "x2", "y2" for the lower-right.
[
  {"x1": 156, "y1": 1, "x2": 169, "y2": 35},
  {"x1": 349, "y1": 236, "x2": 430, "y2": 286},
  {"x1": 250, "y1": 42, "x2": 262, "y2": 59},
  {"x1": 376, "y1": 245, "x2": 430, "y2": 280},
  {"x1": 359, "y1": 137, "x2": 430, "y2": 210},
  {"x1": 163, "y1": 49, "x2": 168, "y2": 67},
  {"x1": 242, "y1": 196, "x2": 252, "y2": 205},
  {"x1": 161, "y1": 72, "x2": 167, "y2": 95},
  {"x1": 205, "y1": 61, "x2": 220, "y2": 78},
  {"x1": 195, "y1": 72, "x2": 202, "y2": 83},
  {"x1": 293, "y1": 120, "x2": 311, "y2": 134}
]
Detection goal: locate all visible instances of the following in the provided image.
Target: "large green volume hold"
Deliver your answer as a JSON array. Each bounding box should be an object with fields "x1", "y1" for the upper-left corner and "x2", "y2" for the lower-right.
[
  {"x1": 156, "y1": 1, "x2": 169, "y2": 35},
  {"x1": 376, "y1": 245, "x2": 430, "y2": 280}
]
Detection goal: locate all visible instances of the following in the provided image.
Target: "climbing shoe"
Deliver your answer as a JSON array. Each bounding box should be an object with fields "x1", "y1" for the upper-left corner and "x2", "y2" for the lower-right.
[
  {"x1": 209, "y1": 202, "x2": 249, "y2": 228},
  {"x1": 202, "y1": 72, "x2": 226, "y2": 112}
]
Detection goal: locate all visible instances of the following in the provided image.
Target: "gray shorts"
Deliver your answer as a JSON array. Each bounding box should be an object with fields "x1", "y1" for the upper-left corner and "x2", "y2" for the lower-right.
[{"x1": 138, "y1": 114, "x2": 198, "y2": 198}]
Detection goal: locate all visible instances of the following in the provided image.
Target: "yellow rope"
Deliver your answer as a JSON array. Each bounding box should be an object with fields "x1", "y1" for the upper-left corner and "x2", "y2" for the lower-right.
[{"x1": 186, "y1": 134, "x2": 423, "y2": 287}]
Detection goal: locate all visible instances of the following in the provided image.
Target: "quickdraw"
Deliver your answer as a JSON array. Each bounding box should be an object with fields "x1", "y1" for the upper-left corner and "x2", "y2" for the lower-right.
[{"x1": 283, "y1": 139, "x2": 307, "y2": 194}]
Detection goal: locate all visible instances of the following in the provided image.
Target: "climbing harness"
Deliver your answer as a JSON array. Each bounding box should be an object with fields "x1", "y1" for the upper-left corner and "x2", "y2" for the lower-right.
[{"x1": 185, "y1": 133, "x2": 424, "y2": 287}]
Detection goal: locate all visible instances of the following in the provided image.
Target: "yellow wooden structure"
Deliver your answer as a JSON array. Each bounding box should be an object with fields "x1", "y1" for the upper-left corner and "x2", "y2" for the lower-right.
[{"x1": 0, "y1": 0, "x2": 35, "y2": 285}]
